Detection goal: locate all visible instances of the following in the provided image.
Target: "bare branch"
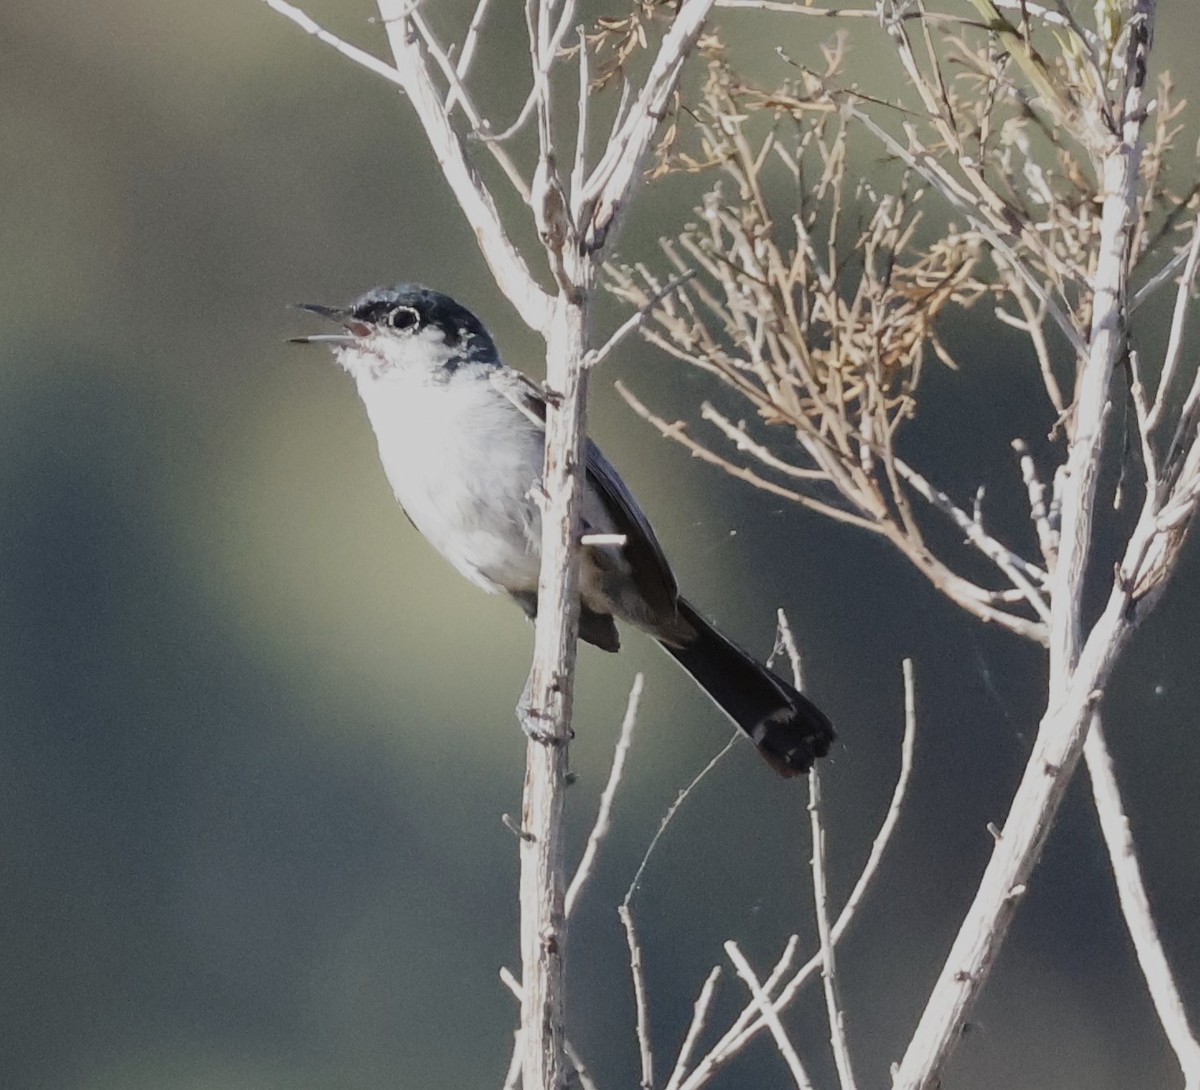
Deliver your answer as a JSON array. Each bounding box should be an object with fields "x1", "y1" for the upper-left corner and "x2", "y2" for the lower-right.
[
  {"x1": 665, "y1": 967, "x2": 723, "y2": 1090},
  {"x1": 1085, "y1": 715, "x2": 1200, "y2": 1090},
  {"x1": 499, "y1": 966, "x2": 602, "y2": 1090},
  {"x1": 725, "y1": 942, "x2": 817, "y2": 1090},
  {"x1": 1147, "y1": 211, "x2": 1200, "y2": 434},
  {"x1": 448, "y1": 0, "x2": 493, "y2": 95},
  {"x1": 714, "y1": 0, "x2": 1088, "y2": 37},
  {"x1": 587, "y1": 270, "x2": 697, "y2": 370},
  {"x1": 1012, "y1": 439, "x2": 1059, "y2": 567},
  {"x1": 1127, "y1": 349, "x2": 1159, "y2": 496},
  {"x1": 620, "y1": 902, "x2": 656, "y2": 1090},
  {"x1": 678, "y1": 661, "x2": 917, "y2": 1090},
  {"x1": 808, "y1": 761, "x2": 858, "y2": 1090},
  {"x1": 565, "y1": 1041, "x2": 602, "y2": 1090},
  {"x1": 893, "y1": 9, "x2": 1161, "y2": 1086},
  {"x1": 891, "y1": 458, "x2": 1053, "y2": 620},
  {"x1": 698, "y1": 404, "x2": 830, "y2": 482},
  {"x1": 616, "y1": 383, "x2": 886, "y2": 533},
  {"x1": 565, "y1": 674, "x2": 644, "y2": 919},
  {"x1": 570, "y1": 23, "x2": 590, "y2": 203},
  {"x1": 481, "y1": 0, "x2": 577, "y2": 146},
  {"x1": 372, "y1": 0, "x2": 554, "y2": 332},
  {"x1": 578, "y1": 0, "x2": 716, "y2": 247},
  {"x1": 774, "y1": 610, "x2": 859, "y2": 1088},
  {"x1": 1131, "y1": 245, "x2": 1192, "y2": 312},
  {"x1": 501, "y1": 1025, "x2": 523, "y2": 1090},
  {"x1": 1000, "y1": 273, "x2": 1066, "y2": 415},
  {"x1": 406, "y1": 8, "x2": 532, "y2": 201}
]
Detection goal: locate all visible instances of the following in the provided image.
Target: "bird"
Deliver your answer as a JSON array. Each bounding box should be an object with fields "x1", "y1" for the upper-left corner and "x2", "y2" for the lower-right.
[{"x1": 292, "y1": 284, "x2": 835, "y2": 776}]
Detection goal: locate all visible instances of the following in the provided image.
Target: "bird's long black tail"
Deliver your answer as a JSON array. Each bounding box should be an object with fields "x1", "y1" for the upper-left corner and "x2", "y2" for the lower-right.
[{"x1": 657, "y1": 598, "x2": 835, "y2": 777}]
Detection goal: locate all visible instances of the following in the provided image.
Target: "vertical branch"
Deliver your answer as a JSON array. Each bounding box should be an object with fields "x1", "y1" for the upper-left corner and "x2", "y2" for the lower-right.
[
  {"x1": 892, "y1": 7, "x2": 1158, "y2": 1087},
  {"x1": 620, "y1": 901, "x2": 656, "y2": 1089},
  {"x1": 1048, "y1": 0, "x2": 1153, "y2": 684},
  {"x1": 518, "y1": 283, "x2": 593, "y2": 1090},
  {"x1": 809, "y1": 765, "x2": 858, "y2": 1090},
  {"x1": 778, "y1": 609, "x2": 858, "y2": 1090},
  {"x1": 269, "y1": 5, "x2": 718, "y2": 1089}
]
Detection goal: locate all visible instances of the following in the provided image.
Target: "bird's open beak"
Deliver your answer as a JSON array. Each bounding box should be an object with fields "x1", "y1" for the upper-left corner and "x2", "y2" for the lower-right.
[{"x1": 289, "y1": 302, "x2": 359, "y2": 345}]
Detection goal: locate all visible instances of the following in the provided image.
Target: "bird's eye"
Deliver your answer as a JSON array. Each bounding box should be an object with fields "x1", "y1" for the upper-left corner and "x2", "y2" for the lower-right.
[{"x1": 388, "y1": 306, "x2": 420, "y2": 331}]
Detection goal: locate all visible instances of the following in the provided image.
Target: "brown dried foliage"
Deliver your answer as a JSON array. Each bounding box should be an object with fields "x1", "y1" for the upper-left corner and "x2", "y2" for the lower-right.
[{"x1": 607, "y1": 12, "x2": 1199, "y2": 641}]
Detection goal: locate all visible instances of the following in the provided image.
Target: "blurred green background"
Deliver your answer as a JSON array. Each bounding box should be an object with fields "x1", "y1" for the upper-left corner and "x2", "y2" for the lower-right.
[{"x1": 2, "y1": 2, "x2": 1198, "y2": 1088}]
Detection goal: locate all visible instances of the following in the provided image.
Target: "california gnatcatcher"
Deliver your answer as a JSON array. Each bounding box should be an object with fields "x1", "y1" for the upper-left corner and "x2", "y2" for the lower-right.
[{"x1": 293, "y1": 284, "x2": 834, "y2": 776}]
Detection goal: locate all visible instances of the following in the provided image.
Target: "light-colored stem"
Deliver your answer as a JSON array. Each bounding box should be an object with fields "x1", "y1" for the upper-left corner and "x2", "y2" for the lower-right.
[
  {"x1": 620, "y1": 902, "x2": 655, "y2": 1089},
  {"x1": 1085, "y1": 716, "x2": 1200, "y2": 1090},
  {"x1": 373, "y1": 0, "x2": 553, "y2": 333},
  {"x1": 518, "y1": 285, "x2": 593, "y2": 1090},
  {"x1": 577, "y1": 0, "x2": 715, "y2": 247},
  {"x1": 891, "y1": 6, "x2": 1156, "y2": 1087},
  {"x1": 809, "y1": 765, "x2": 858, "y2": 1090},
  {"x1": 676, "y1": 662, "x2": 916, "y2": 1090},
  {"x1": 725, "y1": 943, "x2": 817, "y2": 1090},
  {"x1": 565, "y1": 674, "x2": 644, "y2": 919},
  {"x1": 892, "y1": 581, "x2": 1133, "y2": 1089}
]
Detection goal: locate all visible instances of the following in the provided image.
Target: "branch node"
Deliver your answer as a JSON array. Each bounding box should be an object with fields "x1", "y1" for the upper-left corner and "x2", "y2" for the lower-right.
[{"x1": 502, "y1": 813, "x2": 536, "y2": 842}]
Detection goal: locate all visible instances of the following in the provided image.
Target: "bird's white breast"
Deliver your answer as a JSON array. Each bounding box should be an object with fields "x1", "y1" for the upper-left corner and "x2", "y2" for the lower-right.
[{"x1": 342, "y1": 337, "x2": 545, "y2": 595}]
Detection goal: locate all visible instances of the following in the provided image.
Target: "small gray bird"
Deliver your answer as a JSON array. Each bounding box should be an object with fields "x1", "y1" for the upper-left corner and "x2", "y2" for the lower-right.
[{"x1": 293, "y1": 285, "x2": 834, "y2": 776}]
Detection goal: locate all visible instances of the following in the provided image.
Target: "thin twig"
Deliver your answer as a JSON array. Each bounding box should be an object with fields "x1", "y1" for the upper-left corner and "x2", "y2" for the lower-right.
[
  {"x1": 407, "y1": 8, "x2": 532, "y2": 200},
  {"x1": 587, "y1": 270, "x2": 697, "y2": 369},
  {"x1": 578, "y1": 0, "x2": 717, "y2": 246},
  {"x1": 620, "y1": 902, "x2": 656, "y2": 1090},
  {"x1": 447, "y1": 0, "x2": 493, "y2": 104},
  {"x1": 481, "y1": 0, "x2": 577, "y2": 145},
  {"x1": 1130, "y1": 245, "x2": 1191, "y2": 313},
  {"x1": 374, "y1": 0, "x2": 554, "y2": 332},
  {"x1": 698, "y1": 404, "x2": 837, "y2": 482},
  {"x1": 501, "y1": 1027, "x2": 523, "y2": 1090},
  {"x1": 809, "y1": 763, "x2": 858, "y2": 1090},
  {"x1": 665, "y1": 967, "x2": 723, "y2": 1090},
  {"x1": 565, "y1": 1040, "x2": 602, "y2": 1090},
  {"x1": 780, "y1": 603, "x2": 858, "y2": 1090},
  {"x1": 678, "y1": 661, "x2": 916, "y2": 1090},
  {"x1": 724, "y1": 943, "x2": 817, "y2": 1090},
  {"x1": 1147, "y1": 212, "x2": 1200, "y2": 434},
  {"x1": 892, "y1": 457, "x2": 1053, "y2": 617},
  {"x1": 781, "y1": 603, "x2": 857, "y2": 1090},
  {"x1": 1012, "y1": 439, "x2": 1059, "y2": 567},
  {"x1": 565, "y1": 674, "x2": 644, "y2": 919},
  {"x1": 714, "y1": 0, "x2": 972, "y2": 22},
  {"x1": 617, "y1": 383, "x2": 885, "y2": 532},
  {"x1": 571, "y1": 23, "x2": 590, "y2": 205},
  {"x1": 1085, "y1": 714, "x2": 1200, "y2": 1090},
  {"x1": 714, "y1": 0, "x2": 1087, "y2": 34},
  {"x1": 263, "y1": 0, "x2": 553, "y2": 331},
  {"x1": 1127, "y1": 349, "x2": 1159, "y2": 494}
]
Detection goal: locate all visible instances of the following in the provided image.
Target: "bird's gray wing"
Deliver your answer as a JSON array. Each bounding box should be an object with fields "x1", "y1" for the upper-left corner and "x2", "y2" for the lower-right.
[{"x1": 488, "y1": 367, "x2": 680, "y2": 620}]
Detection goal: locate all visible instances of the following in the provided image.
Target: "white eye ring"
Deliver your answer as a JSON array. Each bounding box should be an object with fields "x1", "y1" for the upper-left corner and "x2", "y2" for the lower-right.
[{"x1": 388, "y1": 306, "x2": 420, "y2": 331}]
